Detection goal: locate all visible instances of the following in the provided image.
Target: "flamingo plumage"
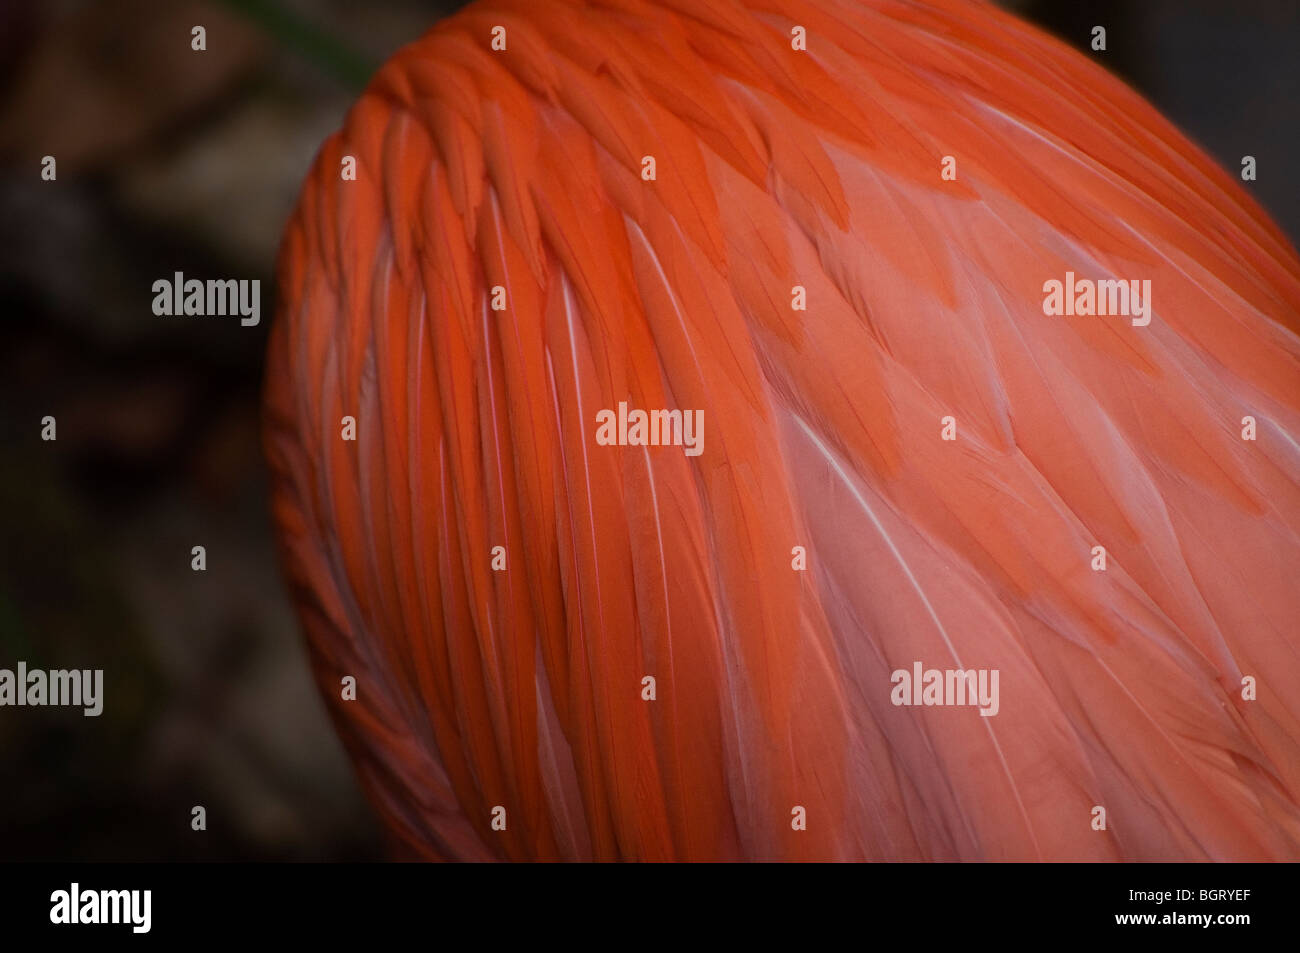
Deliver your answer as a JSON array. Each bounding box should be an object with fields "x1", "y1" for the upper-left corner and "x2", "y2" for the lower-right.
[{"x1": 263, "y1": 0, "x2": 1300, "y2": 861}]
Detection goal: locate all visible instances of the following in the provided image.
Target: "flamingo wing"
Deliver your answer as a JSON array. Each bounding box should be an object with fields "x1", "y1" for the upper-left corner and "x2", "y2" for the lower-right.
[{"x1": 263, "y1": 0, "x2": 1300, "y2": 860}]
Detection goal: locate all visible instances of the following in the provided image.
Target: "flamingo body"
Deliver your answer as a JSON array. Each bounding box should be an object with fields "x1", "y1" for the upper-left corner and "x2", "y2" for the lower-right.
[{"x1": 264, "y1": 0, "x2": 1300, "y2": 860}]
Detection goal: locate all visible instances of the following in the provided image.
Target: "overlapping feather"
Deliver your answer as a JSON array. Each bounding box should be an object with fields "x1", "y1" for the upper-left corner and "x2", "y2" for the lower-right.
[{"x1": 264, "y1": 0, "x2": 1300, "y2": 860}]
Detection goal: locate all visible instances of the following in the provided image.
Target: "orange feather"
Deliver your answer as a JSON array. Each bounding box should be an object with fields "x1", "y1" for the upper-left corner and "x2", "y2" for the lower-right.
[{"x1": 264, "y1": 0, "x2": 1300, "y2": 860}]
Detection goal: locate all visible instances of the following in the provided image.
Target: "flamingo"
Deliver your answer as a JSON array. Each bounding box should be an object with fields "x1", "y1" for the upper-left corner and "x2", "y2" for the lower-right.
[{"x1": 262, "y1": 0, "x2": 1300, "y2": 861}]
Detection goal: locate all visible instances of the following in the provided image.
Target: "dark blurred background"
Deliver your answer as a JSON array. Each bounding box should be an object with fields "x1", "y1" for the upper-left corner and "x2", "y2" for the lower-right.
[{"x1": 0, "y1": 0, "x2": 1296, "y2": 861}]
